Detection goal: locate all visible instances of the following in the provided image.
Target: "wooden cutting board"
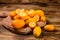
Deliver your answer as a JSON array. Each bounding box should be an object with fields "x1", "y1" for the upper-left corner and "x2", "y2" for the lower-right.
[
  {"x1": 1, "y1": 15, "x2": 60, "y2": 40},
  {"x1": 1, "y1": 4, "x2": 60, "y2": 40}
]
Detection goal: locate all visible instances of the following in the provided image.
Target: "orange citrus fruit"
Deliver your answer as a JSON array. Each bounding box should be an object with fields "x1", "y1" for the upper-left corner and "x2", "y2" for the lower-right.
[
  {"x1": 40, "y1": 16, "x2": 46, "y2": 22},
  {"x1": 33, "y1": 26, "x2": 42, "y2": 37},
  {"x1": 21, "y1": 16, "x2": 30, "y2": 20},
  {"x1": 10, "y1": 11, "x2": 16, "y2": 18},
  {"x1": 25, "y1": 10, "x2": 29, "y2": 13},
  {"x1": 15, "y1": 9, "x2": 25, "y2": 14},
  {"x1": 33, "y1": 15, "x2": 40, "y2": 22},
  {"x1": 15, "y1": 9, "x2": 21, "y2": 14},
  {"x1": 26, "y1": 18, "x2": 37, "y2": 24},
  {"x1": 44, "y1": 25, "x2": 54, "y2": 31},
  {"x1": 12, "y1": 20, "x2": 25, "y2": 29},
  {"x1": 13, "y1": 15, "x2": 21, "y2": 20},
  {"x1": 19, "y1": 12, "x2": 28, "y2": 17},
  {"x1": 28, "y1": 9, "x2": 35, "y2": 17},
  {"x1": 29, "y1": 22, "x2": 36, "y2": 28},
  {"x1": 35, "y1": 10, "x2": 44, "y2": 17}
]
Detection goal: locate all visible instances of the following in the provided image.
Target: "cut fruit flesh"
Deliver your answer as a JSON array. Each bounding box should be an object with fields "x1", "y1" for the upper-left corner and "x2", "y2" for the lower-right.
[
  {"x1": 29, "y1": 22, "x2": 36, "y2": 28},
  {"x1": 34, "y1": 15, "x2": 40, "y2": 22}
]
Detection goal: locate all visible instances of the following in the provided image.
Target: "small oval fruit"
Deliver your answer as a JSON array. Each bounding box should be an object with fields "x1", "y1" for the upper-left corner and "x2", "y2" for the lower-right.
[
  {"x1": 15, "y1": 9, "x2": 21, "y2": 14},
  {"x1": 40, "y1": 16, "x2": 46, "y2": 22},
  {"x1": 21, "y1": 16, "x2": 30, "y2": 20},
  {"x1": 25, "y1": 10, "x2": 29, "y2": 13},
  {"x1": 44, "y1": 25, "x2": 54, "y2": 31},
  {"x1": 10, "y1": 11, "x2": 16, "y2": 18},
  {"x1": 33, "y1": 15, "x2": 40, "y2": 22},
  {"x1": 13, "y1": 15, "x2": 21, "y2": 20},
  {"x1": 35, "y1": 10, "x2": 44, "y2": 17},
  {"x1": 19, "y1": 12, "x2": 28, "y2": 17},
  {"x1": 33, "y1": 26, "x2": 42, "y2": 37},
  {"x1": 12, "y1": 20, "x2": 25, "y2": 29},
  {"x1": 28, "y1": 9, "x2": 35, "y2": 17},
  {"x1": 27, "y1": 18, "x2": 37, "y2": 23},
  {"x1": 29, "y1": 22, "x2": 36, "y2": 28},
  {"x1": 20, "y1": 9, "x2": 25, "y2": 12}
]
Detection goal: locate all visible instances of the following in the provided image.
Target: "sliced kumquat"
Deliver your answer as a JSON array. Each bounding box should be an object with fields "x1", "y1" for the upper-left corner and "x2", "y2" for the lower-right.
[
  {"x1": 29, "y1": 22, "x2": 36, "y2": 28},
  {"x1": 28, "y1": 9, "x2": 35, "y2": 17},
  {"x1": 19, "y1": 12, "x2": 28, "y2": 17},
  {"x1": 15, "y1": 9, "x2": 21, "y2": 14},
  {"x1": 33, "y1": 15, "x2": 40, "y2": 22}
]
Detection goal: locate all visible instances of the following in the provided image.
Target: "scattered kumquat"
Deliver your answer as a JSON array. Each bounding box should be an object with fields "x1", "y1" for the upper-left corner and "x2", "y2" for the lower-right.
[
  {"x1": 33, "y1": 26, "x2": 42, "y2": 37},
  {"x1": 44, "y1": 25, "x2": 54, "y2": 31}
]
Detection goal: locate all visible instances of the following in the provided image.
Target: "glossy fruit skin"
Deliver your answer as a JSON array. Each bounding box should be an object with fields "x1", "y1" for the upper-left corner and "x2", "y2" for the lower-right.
[
  {"x1": 10, "y1": 11, "x2": 16, "y2": 18},
  {"x1": 33, "y1": 26, "x2": 42, "y2": 37},
  {"x1": 13, "y1": 15, "x2": 21, "y2": 20},
  {"x1": 12, "y1": 20, "x2": 25, "y2": 29},
  {"x1": 10, "y1": 9, "x2": 56, "y2": 37},
  {"x1": 41, "y1": 16, "x2": 46, "y2": 22},
  {"x1": 35, "y1": 10, "x2": 44, "y2": 17},
  {"x1": 44, "y1": 25, "x2": 54, "y2": 31},
  {"x1": 27, "y1": 18, "x2": 37, "y2": 23},
  {"x1": 21, "y1": 16, "x2": 30, "y2": 20}
]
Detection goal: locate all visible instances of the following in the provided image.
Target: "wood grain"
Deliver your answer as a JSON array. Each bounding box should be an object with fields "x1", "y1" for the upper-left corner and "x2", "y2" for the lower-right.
[{"x1": 0, "y1": 4, "x2": 60, "y2": 40}]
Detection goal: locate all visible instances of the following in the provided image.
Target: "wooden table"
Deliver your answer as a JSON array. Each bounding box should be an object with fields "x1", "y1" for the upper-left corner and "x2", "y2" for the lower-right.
[{"x1": 0, "y1": 4, "x2": 60, "y2": 40}]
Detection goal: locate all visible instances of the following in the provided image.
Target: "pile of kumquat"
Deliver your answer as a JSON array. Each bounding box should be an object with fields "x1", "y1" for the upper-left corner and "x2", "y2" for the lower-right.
[{"x1": 10, "y1": 9, "x2": 55, "y2": 37}]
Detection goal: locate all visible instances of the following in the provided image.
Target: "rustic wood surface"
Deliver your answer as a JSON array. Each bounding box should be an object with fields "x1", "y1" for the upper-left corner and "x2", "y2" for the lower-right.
[{"x1": 0, "y1": 4, "x2": 60, "y2": 40}]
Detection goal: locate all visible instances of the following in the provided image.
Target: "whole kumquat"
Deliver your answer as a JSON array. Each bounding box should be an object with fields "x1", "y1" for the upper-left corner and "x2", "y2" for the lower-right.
[
  {"x1": 40, "y1": 16, "x2": 46, "y2": 22},
  {"x1": 10, "y1": 11, "x2": 16, "y2": 18},
  {"x1": 13, "y1": 15, "x2": 21, "y2": 20},
  {"x1": 12, "y1": 20, "x2": 25, "y2": 29},
  {"x1": 33, "y1": 26, "x2": 42, "y2": 37},
  {"x1": 44, "y1": 25, "x2": 55, "y2": 31},
  {"x1": 35, "y1": 10, "x2": 44, "y2": 17}
]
